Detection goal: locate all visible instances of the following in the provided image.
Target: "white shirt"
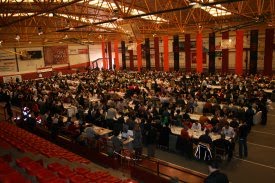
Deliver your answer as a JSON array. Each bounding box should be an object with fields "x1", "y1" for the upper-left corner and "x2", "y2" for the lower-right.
[
  {"x1": 222, "y1": 126, "x2": 235, "y2": 138},
  {"x1": 191, "y1": 123, "x2": 202, "y2": 131}
]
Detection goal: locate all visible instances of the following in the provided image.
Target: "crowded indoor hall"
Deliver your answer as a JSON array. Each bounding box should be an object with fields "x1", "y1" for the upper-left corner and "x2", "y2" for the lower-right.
[{"x1": 0, "y1": 0, "x2": 275, "y2": 183}]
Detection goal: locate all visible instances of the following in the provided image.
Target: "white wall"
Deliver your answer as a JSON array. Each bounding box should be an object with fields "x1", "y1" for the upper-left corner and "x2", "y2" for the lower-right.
[
  {"x1": 68, "y1": 45, "x2": 89, "y2": 66},
  {"x1": 0, "y1": 48, "x2": 17, "y2": 74},
  {"x1": 17, "y1": 47, "x2": 44, "y2": 72}
]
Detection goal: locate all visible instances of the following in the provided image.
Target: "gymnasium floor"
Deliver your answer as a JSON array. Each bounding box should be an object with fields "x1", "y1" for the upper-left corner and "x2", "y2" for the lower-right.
[{"x1": 145, "y1": 103, "x2": 275, "y2": 183}]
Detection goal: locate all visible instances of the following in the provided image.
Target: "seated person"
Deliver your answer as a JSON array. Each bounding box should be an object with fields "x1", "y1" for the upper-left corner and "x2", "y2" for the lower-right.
[
  {"x1": 177, "y1": 126, "x2": 193, "y2": 159},
  {"x1": 203, "y1": 121, "x2": 213, "y2": 131},
  {"x1": 199, "y1": 129, "x2": 212, "y2": 146},
  {"x1": 199, "y1": 113, "x2": 210, "y2": 125},
  {"x1": 210, "y1": 115, "x2": 219, "y2": 127},
  {"x1": 182, "y1": 110, "x2": 191, "y2": 121},
  {"x1": 191, "y1": 121, "x2": 202, "y2": 131},
  {"x1": 213, "y1": 133, "x2": 232, "y2": 161},
  {"x1": 111, "y1": 130, "x2": 123, "y2": 154},
  {"x1": 158, "y1": 123, "x2": 171, "y2": 149},
  {"x1": 222, "y1": 122, "x2": 235, "y2": 140}
]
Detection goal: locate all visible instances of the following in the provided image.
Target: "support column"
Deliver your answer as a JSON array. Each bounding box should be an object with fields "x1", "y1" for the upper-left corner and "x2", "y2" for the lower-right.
[
  {"x1": 264, "y1": 28, "x2": 274, "y2": 75},
  {"x1": 235, "y1": 30, "x2": 244, "y2": 75},
  {"x1": 163, "y1": 36, "x2": 169, "y2": 72},
  {"x1": 209, "y1": 33, "x2": 215, "y2": 73},
  {"x1": 154, "y1": 37, "x2": 160, "y2": 70},
  {"x1": 249, "y1": 30, "x2": 258, "y2": 74},
  {"x1": 173, "y1": 35, "x2": 179, "y2": 71}
]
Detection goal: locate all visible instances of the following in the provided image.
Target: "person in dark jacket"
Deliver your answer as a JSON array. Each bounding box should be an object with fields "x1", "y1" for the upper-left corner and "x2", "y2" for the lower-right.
[
  {"x1": 245, "y1": 105, "x2": 254, "y2": 132},
  {"x1": 199, "y1": 129, "x2": 212, "y2": 146},
  {"x1": 205, "y1": 159, "x2": 229, "y2": 183},
  {"x1": 133, "y1": 124, "x2": 143, "y2": 160},
  {"x1": 238, "y1": 120, "x2": 248, "y2": 158},
  {"x1": 146, "y1": 124, "x2": 157, "y2": 158}
]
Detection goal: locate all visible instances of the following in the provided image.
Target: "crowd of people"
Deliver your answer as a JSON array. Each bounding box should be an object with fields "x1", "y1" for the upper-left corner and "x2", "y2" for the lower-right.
[{"x1": 0, "y1": 70, "x2": 273, "y2": 162}]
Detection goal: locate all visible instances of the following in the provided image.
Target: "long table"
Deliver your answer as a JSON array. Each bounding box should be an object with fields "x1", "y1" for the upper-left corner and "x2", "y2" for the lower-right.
[{"x1": 170, "y1": 125, "x2": 230, "y2": 141}]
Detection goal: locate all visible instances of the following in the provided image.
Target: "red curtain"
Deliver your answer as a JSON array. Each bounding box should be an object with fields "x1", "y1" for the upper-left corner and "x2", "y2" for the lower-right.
[
  {"x1": 185, "y1": 34, "x2": 191, "y2": 72},
  {"x1": 137, "y1": 40, "x2": 142, "y2": 72},
  {"x1": 154, "y1": 37, "x2": 160, "y2": 70},
  {"x1": 196, "y1": 33, "x2": 203, "y2": 73},
  {"x1": 101, "y1": 41, "x2": 107, "y2": 69},
  {"x1": 235, "y1": 30, "x2": 244, "y2": 75},
  {"x1": 264, "y1": 28, "x2": 274, "y2": 75},
  {"x1": 163, "y1": 36, "x2": 169, "y2": 72},
  {"x1": 114, "y1": 40, "x2": 119, "y2": 70}
]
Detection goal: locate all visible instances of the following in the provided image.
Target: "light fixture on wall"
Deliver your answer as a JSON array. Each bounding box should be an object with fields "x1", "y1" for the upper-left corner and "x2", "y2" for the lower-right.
[
  {"x1": 38, "y1": 27, "x2": 43, "y2": 35},
  {"x1": 15, "y1": 34, "x2": 20, "y2": 41},
  {"x1": 63, "y1": 34, "x2": 68, "y2": 39}
]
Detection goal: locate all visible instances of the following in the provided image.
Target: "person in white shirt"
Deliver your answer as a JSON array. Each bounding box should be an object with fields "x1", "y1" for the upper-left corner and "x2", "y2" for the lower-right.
[
  {"x1": 222, "y1": 122, "x2": 235, "y2": 139},
  {"x1": 191, "y1": 121, "x2": 202, "y2": 131}
]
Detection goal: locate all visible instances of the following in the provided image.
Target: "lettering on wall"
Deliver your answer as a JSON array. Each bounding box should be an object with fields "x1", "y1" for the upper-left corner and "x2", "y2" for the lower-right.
[{"x1": 0, "y1": 49, "x2": 17, "y2": 72}]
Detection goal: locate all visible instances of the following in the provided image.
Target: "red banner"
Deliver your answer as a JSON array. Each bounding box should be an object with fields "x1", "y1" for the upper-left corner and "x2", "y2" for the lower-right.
[
  {"x1": 235, "y1": 30, "x2": 244, "y2": 75},
  {"x1": 44, "y1": 46, "x2": 68, "y2": 66}
]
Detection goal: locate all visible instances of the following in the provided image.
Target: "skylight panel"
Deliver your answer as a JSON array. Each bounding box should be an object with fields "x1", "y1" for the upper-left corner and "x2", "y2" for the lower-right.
[{"x1": 201, "y1": 4, "x2": 231, "y2": 17}]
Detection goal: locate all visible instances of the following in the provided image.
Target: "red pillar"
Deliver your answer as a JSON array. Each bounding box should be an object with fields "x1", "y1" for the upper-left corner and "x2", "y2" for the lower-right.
[
  {"x1": 154, "y1": 37, "x2": 160, "y2": 70},
  {"x1": 235, "y1": 30, "x2": 244, "y2": 75}
]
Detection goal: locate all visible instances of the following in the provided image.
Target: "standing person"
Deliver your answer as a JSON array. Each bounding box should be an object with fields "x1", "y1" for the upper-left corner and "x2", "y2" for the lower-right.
[
  {"x1": 238, "y1": 120, "x2": 248, "y2": 158},
  {"x1": 146, "y1": 124, "x2": 157, "y2": 158},
  {"x1": 5, "y1": 100, "x2": 13, "y2": 122},
  {"x1": 133, "y1": 124, "x2": 143, "y2": 160},
  {"x1": 111, "y1": 131, "x2": 123, "y2": 156},
  {"x1": 259, "y1": 99, "x2": 268, "y2": 126},
  {"x1": 245, "y1": 105, "x2": 254, "y2": 132},
  {"x1": 205, "y1": 159, "x2": 229, "y2": 183}
]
